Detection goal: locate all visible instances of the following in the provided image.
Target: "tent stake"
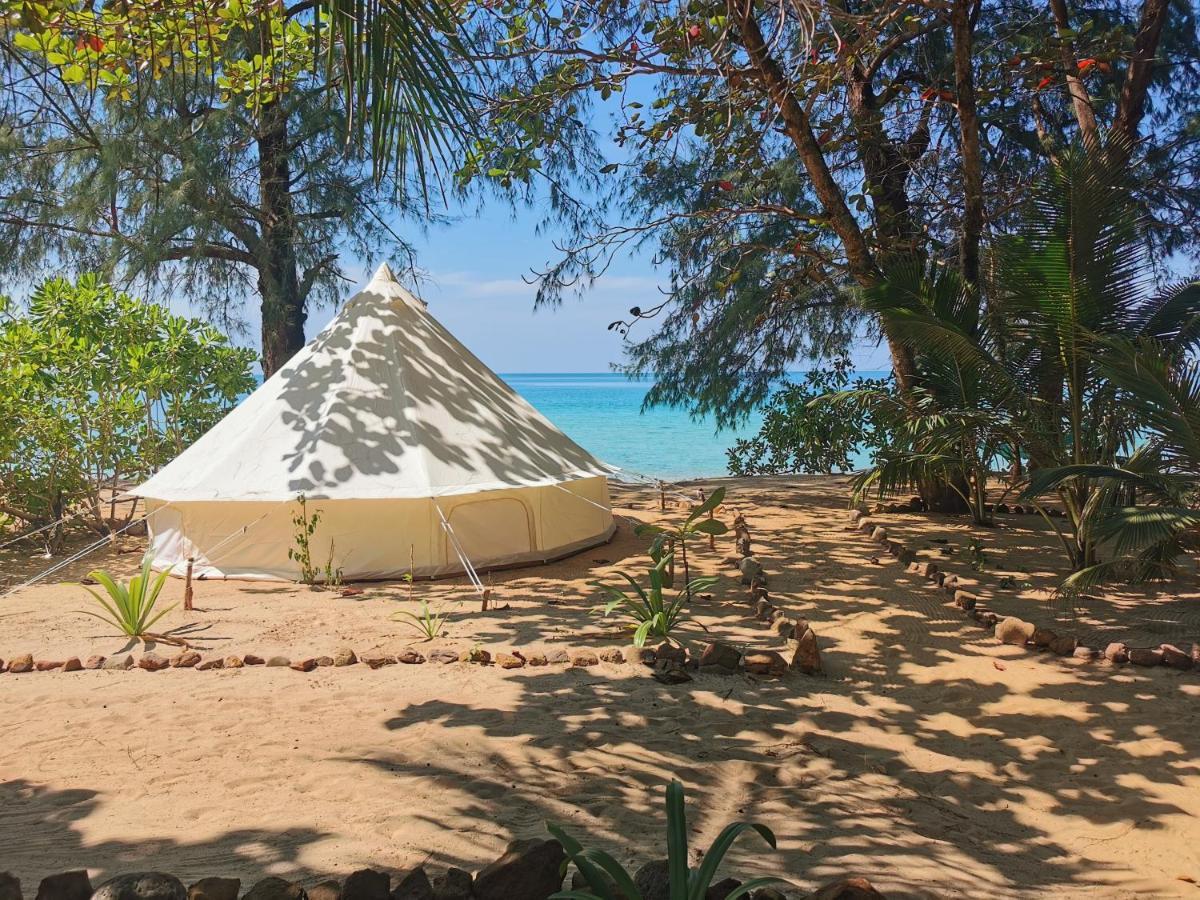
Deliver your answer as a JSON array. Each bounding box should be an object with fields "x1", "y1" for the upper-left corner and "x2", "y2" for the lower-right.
[{"x1": 184, "y1": 557, "x2": 194, "y2": 611}]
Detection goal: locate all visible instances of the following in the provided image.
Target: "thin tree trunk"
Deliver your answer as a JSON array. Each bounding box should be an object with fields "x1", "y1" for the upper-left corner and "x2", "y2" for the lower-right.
[
  {"x1": 257, "y1": 100, "x2": 306, "y2": 378},
  {"x1": 952, "y1": 0, "x2": 985, "y2": 288}
]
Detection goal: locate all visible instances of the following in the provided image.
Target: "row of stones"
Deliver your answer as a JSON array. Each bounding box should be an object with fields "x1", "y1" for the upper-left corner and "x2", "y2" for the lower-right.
[
  {"x1": 0, "y1": 645, "x2": 630, "y2": 675},
  {"x1": 3, "y1": 844, "x2": 882, "y2": 900},
  {"x1": 848, "y1": 508, "x2": 1200, "y2": 670},
  {"x1": 729, "y1": 553, "x2": 823, "y2": 677},
  {"x1": 872, "y1": 496, "x2": 1066, "y2": 518}
]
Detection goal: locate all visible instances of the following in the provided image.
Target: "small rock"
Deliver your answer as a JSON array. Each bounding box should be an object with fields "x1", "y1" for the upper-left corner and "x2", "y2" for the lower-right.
[
  {"x1": 266, "y1": 656, "x2": 291, "y2": 667},
  {"x1": 772, "y1": 617, "x2": 796, "y2": 638},
  {"x1": 655, "y1": 642, "x2": 686, "y2": 664},
  {"x1": 1031, "y1": 627, "x2": 1057, "y2": 648},
  {"x1": 364, "y1": 655, "x2": 397, "y2": 669},
  {"x1": 224, "y1": 656, "x2": 245, "y2": 669},
  {"x1": 1129, "y1": 647, "x2": 1164, "y2": 667},
  {"x1": 103, "y1": 654, "x2": 135, "y2": 670},
  {"x1": 792, "y1": 627, "x2": 822, "y2": 675},
  {"x1": 34, "y1": 871, "x2": 91, "y2": 900},
  {"x1": 953, "y1": 590, "x2": 977, "y2": 611},
  {"x1": 461, "y1": 648, "x2": 491, "y2": 664},
  {"x1": 36, "y1": 660, "x2": 64, "y2": 672},
  {"x1": 315, "y1": 656, "x2": 335, "y2": 667},
  {"x1": 631, "y1": 860, "x2": 669, "y2": 900},
  {"x1": 743, "y1": 650, "x2": 788, "y2": 676},
  {"x1": 698, "y1": 641, "x2": 741, "y2": 672},
  {"x1": 1050, "y1": 635, "x2": 1078, "y2": 656},
  {"x1": 0, "y1": 872, "x2": 20, "y2": 900},
  {"x1": 93, "y1": 873, "x2": 186, "y2": 900},
  {"x1": 429, "y1": 649, "x2": 459, "y2": 664},
  {"x1": 170, "y1": 651, "x2": 201, "y2": 669},
  {"x1": 306, "y1": 884, "x2": 339, "y2": 900},
  {"x1": 811, "y1": 876, "x2": 884, "y2": 899},
  {"x1": 636, "y1": 647, "x2": 657, "y2": 667},
  {"x1": 1160, "y1": 644, "x2": 1193, "y2": 670},
  {"x1": 1073, "y1": 646, "x2": 1098, "y2": 661},
  {"x1": 62, "y1": 657, "x2": 82, "y2": 672},
  {"x1": 598, "y1": 647, "x2": 624, "y2": 664},
  {"x1": 496, "y1": 652, "x2": 525, "y2": 669},
  {"x1": 333, "y1": 647, "x2": 358, "y2": 666},
  {"x1": 187, "y1": 878, "x2": 240, "y2": 900},
  {"x1": 390, "y1": 868, "x2": 432, "y2": 900},
  {"x1": 870, "y1": 526, "x2": 888, "y2": 544},
  {"x1": 196, "y1": 658, "x2": 224, "y2": 671},
  {"x1": 897, "y1": 548, "x2": 916, "y2": 567},
  {"x1": 1192, "y1": 643, "x2": 1200, "y2": 668},
  {"x1": 525, "y1": 652, "x2": 549, "y2": 667},
  {"x1": 973, "y1": 610, "x2": 999, "y2": 628},
  {"x1": 429, "y1": 868, "x2": 471, "y2": 900},
  {"x1": 84, "y1": 655, "x2": 106, "y2": 670},
  {"x1": 995, "y1": 617, "x2": 1035, "y2": 646},
  {"x1": 941, "y1": 574, "x2": 959, "y2": 593},
  {"x1": 886, "y1": 540, "x2": 904, "y2": 557},
  {"x1": 749, "y1": 890, "x2": 788, "y2": 900},
  {"x1": 290, "y1": 658, "x2": 317, "y2": 672},
  {"x1": 1104, "y1": 642, "x2": 1128, "y2": 664},
  {"x1": 754, "y1": 599, "x2": 774, "y2": 621},
  {"x1": 341, "y1": 869, "x2": 389, "y2": 900},
  {"x1": 706, "y1": 878, "x2": 741, "y2": 900},
  {"x1": 739, "y1": 557, "x2": 766, "y2": 586},
  {"x1": 473, "y1": 837, "x2": 565, "y2": 900},
  {"x1": 243, "y1": 654, "x2": 266, "y2": 666},
  {"x1": 397, "y1": 648, "x2": 426, "y2": 665},
  {"x1": 7, "y1": 654, "x2": 32, "y2": 673},
  {"x1": 547, "y1": 648, "x2": 570, "y2": 664},
  {"x1": 848, "y1": 509, "x2": 865, "y2": 524},
  {"x1": 242, "y1": 879, "x2": 306, "y2": 900},
  {"x1": 570, "y1": 649, "x2": 599, "y2": 667},
  {"x1": 137, "y1": 653, "x2": 169, "y2": 672}
]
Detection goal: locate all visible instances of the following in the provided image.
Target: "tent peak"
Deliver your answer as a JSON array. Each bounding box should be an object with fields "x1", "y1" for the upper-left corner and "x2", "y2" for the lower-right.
[{"x1": 370, "y1": 262, "x2": 400, "y2": 284}]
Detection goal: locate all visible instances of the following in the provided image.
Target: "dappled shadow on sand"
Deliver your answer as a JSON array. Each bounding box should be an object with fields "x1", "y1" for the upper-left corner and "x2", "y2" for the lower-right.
[
  {"x1": 355, "y1": 477, "x2": 1200, "y2": 897},
  {"x1": 0, "y1": 780, "x2": 327, "y2": 887},
  {"x1": 2, "y1": 479, "x2": 1198, "y2": 897}
]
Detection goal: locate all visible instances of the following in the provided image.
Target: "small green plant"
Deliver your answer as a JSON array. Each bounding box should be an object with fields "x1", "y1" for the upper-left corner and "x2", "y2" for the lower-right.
[
  {"x1": 549, "y1": 779, "x2": 781, "y2": 900},
  {"x1": 635, "y1": 487, "x2": 728, "y2": 601},
  {"x1": 77, "y1": 552, "x2": 175, "y2": 640},
  {"x1": 323, "y1": 538, "x2": 344, "y2": 589},
  {"x1": 392, "y1": 599, "x2": 448, "y2": 641},
  {"x1": 591, "y1": 553, "x2": 718, "y2": 647},
  {"x1": 288, "y1": 494, "x2": 322, "y2": 585}
]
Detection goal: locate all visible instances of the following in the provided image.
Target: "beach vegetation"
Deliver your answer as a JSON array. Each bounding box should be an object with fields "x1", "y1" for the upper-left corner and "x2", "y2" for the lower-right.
[
  {"x1": 288, "y1": 494, "x2": 323, "y2": 586},
  {"x1": 392, "y1": 600, "x2": 449, "y2": 641},
  {"x1": 77, "y1": 552, "x2": 175, "y2": 640},
  {"x1": 727, "y1": 362, "x2": 893, "y2": 476},
  {"x1": 0, "y1": 276, "x2": 253, "y2": 551},
  {"x1": 548, "y1": 779, "x2": 781, "y2": 900},
  {"x1": 592, "y1": 553, "x2": 717, "y2": 647},
  {"x1": 636, "y1": 487, "x2": 727, "y2": 599}
]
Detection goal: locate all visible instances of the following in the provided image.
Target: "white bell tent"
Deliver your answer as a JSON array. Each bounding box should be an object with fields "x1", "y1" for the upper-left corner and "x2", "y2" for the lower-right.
[{"x1": 133, "y1": 264, "x2": 615, "y2": 581}]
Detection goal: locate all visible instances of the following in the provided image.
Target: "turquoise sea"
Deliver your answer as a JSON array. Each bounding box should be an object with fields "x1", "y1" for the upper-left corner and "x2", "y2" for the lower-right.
[{"x1": 502, "y1": 373, "x2": 763, "y2": 481}]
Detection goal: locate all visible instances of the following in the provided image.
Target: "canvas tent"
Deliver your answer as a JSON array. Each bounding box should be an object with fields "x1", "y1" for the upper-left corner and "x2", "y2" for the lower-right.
[{"x1": 133, "y1": 264, "x2": 615, "y2": 581}]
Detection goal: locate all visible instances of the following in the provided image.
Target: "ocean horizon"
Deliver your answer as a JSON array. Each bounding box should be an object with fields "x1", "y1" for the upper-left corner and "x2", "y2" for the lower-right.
[{"x1": 500, "y1": 371, "x2": 888, "y2": 481}]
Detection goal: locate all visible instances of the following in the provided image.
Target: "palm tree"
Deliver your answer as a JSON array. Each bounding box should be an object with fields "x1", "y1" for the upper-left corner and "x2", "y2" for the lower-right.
[{"x1": 857, "y1": 145, "x2": 1200, "y2": 575}]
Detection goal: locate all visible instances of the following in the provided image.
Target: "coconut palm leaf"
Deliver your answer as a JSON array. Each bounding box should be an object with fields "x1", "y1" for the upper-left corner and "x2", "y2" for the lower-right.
[{"x1": 316, "y1": 0, "x2": 476, "y2": 189}]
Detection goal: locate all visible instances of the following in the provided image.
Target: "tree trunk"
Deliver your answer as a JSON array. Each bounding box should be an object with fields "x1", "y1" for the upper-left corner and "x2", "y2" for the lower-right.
[
  {"x1": 952, "y1": 0, "x2": 985, "y2": 288},
  {"x1": 257, "y1": 100, "x2": 306, "y2": 379}
]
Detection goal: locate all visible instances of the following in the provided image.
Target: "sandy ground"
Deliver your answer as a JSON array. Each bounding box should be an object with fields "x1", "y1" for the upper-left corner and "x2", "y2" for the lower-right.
[{"x1": 1, "y1": 476, "x2": 1199, "y2": 898}]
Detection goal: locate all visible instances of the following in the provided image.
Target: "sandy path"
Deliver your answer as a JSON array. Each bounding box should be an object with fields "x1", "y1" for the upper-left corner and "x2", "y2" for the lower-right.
[{"x1": 1, "y1": 477, "x2": 1199, "y2": 898}]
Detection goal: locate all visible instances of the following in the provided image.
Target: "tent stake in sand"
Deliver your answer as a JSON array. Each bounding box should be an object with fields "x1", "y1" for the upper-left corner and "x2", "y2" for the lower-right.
[{"x1": 183, "y1": 557, "x2": 195, "y2": 611}]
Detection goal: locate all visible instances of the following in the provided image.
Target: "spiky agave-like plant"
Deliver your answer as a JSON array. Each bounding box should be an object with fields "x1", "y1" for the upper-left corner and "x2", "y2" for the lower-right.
[{"x1": 78, "y1": 552, "x2": 175, "y2": 640}]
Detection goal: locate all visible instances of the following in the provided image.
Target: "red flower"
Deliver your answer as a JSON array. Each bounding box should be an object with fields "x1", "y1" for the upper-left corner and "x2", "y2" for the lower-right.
[
  {"x1": 718, "y1": 180, "x2": 734, "y2": 192},
  {"x1": 1035, "y1": 75, "x2": 1054, "y2": 91},
  {"x1": 1077, "y1": 58, "x2": 1096, "y2": 73},
  {"x1": 688, "y1": 24, "x2": 701, "y2": 39}
]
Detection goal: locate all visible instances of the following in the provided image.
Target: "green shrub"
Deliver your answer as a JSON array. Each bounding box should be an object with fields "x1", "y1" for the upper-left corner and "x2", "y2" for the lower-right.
[{"x1": 592, "y1": 553, "x2": 716, "y2": 647}]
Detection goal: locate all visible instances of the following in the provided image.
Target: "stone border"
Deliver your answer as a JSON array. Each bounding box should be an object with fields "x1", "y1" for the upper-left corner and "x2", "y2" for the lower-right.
[
  {"x1": 847, "y1": 507, "x2": 1200, "y2": 672},
  {"x1": 1, "y1": 853, "x2": 881, "y2": 900}
]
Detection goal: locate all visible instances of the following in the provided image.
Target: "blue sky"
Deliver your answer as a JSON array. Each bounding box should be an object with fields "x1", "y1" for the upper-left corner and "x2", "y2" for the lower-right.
[{"x1": 297, "y1": 201, "x2": 894, "y2": 375}]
